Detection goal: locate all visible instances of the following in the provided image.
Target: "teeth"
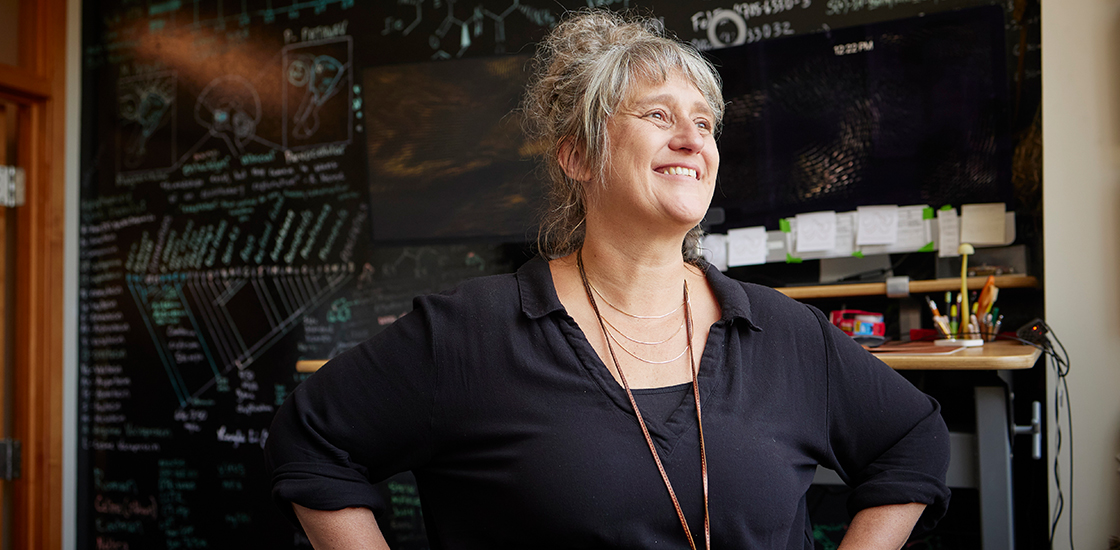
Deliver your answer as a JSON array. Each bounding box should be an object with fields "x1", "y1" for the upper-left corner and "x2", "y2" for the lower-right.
[{"x1": 660, "y1": 167, "x2": 698, "y2": 179}]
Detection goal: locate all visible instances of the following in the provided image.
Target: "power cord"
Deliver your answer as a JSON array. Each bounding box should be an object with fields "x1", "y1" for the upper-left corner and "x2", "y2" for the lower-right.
[{"x1": 1012, "y1": 320, "x2": 1074, "y2": 549}]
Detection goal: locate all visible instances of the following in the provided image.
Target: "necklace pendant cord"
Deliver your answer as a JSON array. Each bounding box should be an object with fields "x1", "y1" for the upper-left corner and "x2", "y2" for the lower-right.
[{"x1": 577, "y1": 250, "x2": 711, "y2": 550}]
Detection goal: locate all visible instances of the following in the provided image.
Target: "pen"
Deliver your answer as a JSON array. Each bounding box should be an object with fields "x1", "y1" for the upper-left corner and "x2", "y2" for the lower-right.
[
  {"x1": 926, "y1": 296, "x2": 941, "y2": 317},
  {"x1": 949, "y1": 304, "x2": 959, "y2": 336},
  {"x1": 925, "y1": 297, "x2": 950, "y2": 337}
]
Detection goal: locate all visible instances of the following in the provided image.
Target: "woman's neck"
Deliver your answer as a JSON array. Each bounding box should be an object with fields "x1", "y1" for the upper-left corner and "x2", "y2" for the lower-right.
[{"x1": 577, "y1": 233, "x2": 698, "y2": 318}]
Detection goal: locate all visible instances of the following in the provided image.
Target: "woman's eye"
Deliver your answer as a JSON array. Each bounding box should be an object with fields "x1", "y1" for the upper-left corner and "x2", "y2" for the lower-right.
[
  {"x1": 696, "y1": 120, "x2": 711, "y2": 131},
  {"x1": 648, "y1": 111, "x2": 666, "y2": 120}
]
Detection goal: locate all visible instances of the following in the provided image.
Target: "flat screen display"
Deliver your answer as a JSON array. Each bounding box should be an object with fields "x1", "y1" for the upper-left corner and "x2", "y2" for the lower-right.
[{"x1": 705, "y1": 5, "x2": 1012, "y2": 232}]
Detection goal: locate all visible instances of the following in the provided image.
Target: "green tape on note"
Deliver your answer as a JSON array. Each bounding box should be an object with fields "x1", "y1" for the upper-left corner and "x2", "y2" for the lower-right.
[
  {"x1": 918, "y1": 241, "x2": 935, "y2": 253},
  {"x1": 923, "y1": 207, "x2": 934, "y2": 220},
  {"x1": 785, "y1": 253, "x2": 802, "y2": 264},
  {"x1": 851, "y1": 251, "x2": 864, "y2": 258},
  {"x1": 779, "y1": 219, "x2": 791, "y2": 233},
  {"x1": 939, "y1": 204, "x2": 954, "y2": 211}
]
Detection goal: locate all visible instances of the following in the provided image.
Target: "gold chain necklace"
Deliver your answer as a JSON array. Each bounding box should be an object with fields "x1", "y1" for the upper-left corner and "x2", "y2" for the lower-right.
[
  {"x1": 602, "y1": 327, "x2": 690, "y2": 365},
  {"x1": 577, "y1": 249, "x2": 711, "y2": 550},
  {"x1": 590, "y1": 281, "x2": 687, "y2": 319},
  {"x1": 601, "y1": 315, "x2": 685, "y2": 346}
]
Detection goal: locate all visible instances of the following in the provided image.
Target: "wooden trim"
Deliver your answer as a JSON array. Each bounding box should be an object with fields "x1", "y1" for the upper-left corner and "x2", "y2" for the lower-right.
[
  {"x1": 1, "y1": 0, "x2": 68, "y2": 546},
  {"x1": 775, "y1": 274, "x2": 1039, "y2": 300},
  {"x1": 0, "y1": 64, "x2": 51, "y2": 100}
]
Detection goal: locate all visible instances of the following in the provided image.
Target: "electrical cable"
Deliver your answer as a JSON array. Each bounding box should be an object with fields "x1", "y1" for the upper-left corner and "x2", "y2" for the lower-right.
[{"x1": 1040, "y1": 321, "x2": 1073, "y2": 550}]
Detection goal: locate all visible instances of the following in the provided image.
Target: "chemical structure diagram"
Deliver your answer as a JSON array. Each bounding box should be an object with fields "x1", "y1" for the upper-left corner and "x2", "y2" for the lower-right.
[{"x1": 380, "y1": 0, "x2": 559, "y2": 59}]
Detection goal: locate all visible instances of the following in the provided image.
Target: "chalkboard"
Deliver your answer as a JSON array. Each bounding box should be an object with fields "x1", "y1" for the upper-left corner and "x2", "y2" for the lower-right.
[{"x1": 77, "y1": 0, "x2": 1037, "y2": 548}]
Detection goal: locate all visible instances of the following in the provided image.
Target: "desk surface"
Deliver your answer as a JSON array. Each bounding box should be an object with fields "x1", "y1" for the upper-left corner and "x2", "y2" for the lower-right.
[
  {"x1": 298, "y1": 340, "x2": 1042, "y2": 373},
  {"x1": 873, "y1": 340, "x2": 1042, "y2": 371}
]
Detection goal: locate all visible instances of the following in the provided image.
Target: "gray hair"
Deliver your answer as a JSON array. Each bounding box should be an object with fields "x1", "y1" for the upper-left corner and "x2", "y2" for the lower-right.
[{"x1": 522, "y1": 9, "x2": 724, "y2": 265}]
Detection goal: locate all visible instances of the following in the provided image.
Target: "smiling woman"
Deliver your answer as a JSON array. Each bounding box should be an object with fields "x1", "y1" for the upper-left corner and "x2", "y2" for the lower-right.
[
  {"x1": 520, "y1": 11, "x2": 724, "y2": 265},
  {"x1": 586, "y1": 75, "x2": 720, "y2": 246},
  {"x1": 265, "y1": 9, "x2": 951, "y2": 550}
]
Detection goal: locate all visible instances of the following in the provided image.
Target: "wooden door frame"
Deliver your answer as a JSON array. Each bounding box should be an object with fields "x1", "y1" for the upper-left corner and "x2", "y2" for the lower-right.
[{"x1": 0, "y1": 0, "x2": 69, "y2": 548}]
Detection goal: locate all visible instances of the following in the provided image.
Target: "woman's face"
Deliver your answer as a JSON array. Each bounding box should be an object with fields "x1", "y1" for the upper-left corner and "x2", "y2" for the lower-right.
[{"x1": 589, "y1": 74, "x2": 719, "y2": 235}]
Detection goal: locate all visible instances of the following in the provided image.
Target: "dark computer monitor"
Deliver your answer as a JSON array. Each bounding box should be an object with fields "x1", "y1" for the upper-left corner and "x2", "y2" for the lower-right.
[{"x1": 705, "y1": 5, "x2": 1012, "y2": 232}]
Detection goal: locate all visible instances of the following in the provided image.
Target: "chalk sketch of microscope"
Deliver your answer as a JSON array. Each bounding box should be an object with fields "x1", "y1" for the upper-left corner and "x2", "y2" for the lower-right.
[{"x1": 287, "y1": 54, "x2": 348, "y2": 139}]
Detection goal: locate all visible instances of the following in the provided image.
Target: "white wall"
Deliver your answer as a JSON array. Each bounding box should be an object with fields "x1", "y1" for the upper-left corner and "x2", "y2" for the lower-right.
[
  {"x1": 63, "y1": 0, "x2": 82, "y2": 547},
  {"x1": 1043, "y1": 0, "x2": 1120, "y2": 547}
]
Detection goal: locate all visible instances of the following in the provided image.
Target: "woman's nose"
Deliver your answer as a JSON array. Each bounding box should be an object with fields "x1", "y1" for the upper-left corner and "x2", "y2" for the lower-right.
[{"x1": 669, "y1": 122, "x2": 705, "y2": 153}]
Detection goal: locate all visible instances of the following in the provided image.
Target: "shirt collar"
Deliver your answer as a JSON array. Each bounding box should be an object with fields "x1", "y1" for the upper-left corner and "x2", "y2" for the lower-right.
[{"x1": 516, "y1": 256, "x2": 759, "y2": 329}]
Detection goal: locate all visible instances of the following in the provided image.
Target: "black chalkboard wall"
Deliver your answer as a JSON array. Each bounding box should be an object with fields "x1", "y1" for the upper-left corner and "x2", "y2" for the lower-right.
[{"x1": 77, "y1": 0, "x2": 1038, "y2": 548}]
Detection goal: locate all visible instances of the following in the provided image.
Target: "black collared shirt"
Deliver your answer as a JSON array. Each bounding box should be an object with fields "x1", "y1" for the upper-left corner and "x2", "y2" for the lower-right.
[{"x1": 266, "y1": 256, "x2": 950, "y2": 549}]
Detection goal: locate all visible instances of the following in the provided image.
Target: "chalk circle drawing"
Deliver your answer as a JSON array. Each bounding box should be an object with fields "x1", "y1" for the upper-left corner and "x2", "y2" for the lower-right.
[
  {"x1": 282, "y1": 36, "x2": 353, "y2": 150},
  {"x1": 708, "y1": 9, "x2": 748, "y2": 48},
  {"x1": 194, "y1": 75, "x2": 262, "y2": 157},
  {"x1": 117, "y1": 71, "x2": 178, "y2": 173}
]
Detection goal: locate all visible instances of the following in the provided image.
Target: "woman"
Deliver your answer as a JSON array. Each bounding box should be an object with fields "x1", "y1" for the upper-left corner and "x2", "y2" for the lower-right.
[{"x1": 265, "y1": 10, "x2": 950, "y2": 549}]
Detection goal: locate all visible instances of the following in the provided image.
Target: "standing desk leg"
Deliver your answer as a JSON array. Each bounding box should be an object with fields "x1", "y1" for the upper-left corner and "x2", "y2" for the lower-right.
[{"x1": 975, "y1": 385, "x2": 1015, "y2": 550}]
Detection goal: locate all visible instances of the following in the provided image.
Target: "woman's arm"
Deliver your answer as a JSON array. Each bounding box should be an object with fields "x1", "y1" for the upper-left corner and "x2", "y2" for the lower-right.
[
  {"x1": 837, "y1": 502, "x2": 927, "y2": 550},
  {"x1": 293, "y1": 504, "x2": 391, "y2": 550}
]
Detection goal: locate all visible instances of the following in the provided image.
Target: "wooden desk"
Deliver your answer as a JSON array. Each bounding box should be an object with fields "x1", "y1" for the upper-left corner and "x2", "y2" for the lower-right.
[
  {"x1": 296, "y1": 341, "x2": 1042, "y2": 373},
  {"x1": 818, "y1": 339, "x2": 1043, "y2": 550},
  {"x1": 874, "y1": 340, "x2": 1042, "y2": 371}
]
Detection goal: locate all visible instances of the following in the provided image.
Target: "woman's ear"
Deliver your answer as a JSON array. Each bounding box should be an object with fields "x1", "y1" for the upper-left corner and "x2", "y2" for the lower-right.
[{"x1": 557, "y1": 140, "x2": 592, "y2": 182}]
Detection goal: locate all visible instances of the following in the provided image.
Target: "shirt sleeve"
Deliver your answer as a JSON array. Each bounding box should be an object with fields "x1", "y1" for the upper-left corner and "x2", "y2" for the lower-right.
[
  {"x1": 264, "y1": 298, "x2": 439, "y2": 528},
  {"x1": 810, "y1": 306, "x2": 951, "y2": 534}
]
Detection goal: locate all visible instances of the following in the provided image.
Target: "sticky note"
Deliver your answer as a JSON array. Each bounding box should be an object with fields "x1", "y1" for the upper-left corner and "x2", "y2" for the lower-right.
[
  {"x1": 960, "y1": 203, "x2": 1006, "y2": 245},
  {"x1": 831, "y1": 212, "x2": 857, "y2": 257},
  {"x1": 727, "y1": 226, "x2": 767, "y2": 267},
  {"x1": 937, "y1": 207, "x2": 960, "y2": 257},
  {"x1": 895, "y1": 206, "x2": 932, "y2": 249},
  {"x1": 856, "y1": 205, "x2": 899, "y2": 245},
  {"x1": 859, "y1": 205, "x2": 932, "y2": 256},
  {"x1": 700, "y1": 234, "x2": 728, "y2": 271},
  {"x1": 795, "y1": 211, "x2": 837, "y2": 253}
]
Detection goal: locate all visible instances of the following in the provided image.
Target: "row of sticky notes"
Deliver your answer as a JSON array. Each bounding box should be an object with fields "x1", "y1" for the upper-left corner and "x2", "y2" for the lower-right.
[{"x1": 701, "y1": 203, "x2": 1012, "y2": 271}]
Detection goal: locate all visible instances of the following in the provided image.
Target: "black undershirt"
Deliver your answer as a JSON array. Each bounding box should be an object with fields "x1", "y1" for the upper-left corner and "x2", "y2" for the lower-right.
[{"x1": 631, "y1": 382, "x2": 693, "y2": 424}]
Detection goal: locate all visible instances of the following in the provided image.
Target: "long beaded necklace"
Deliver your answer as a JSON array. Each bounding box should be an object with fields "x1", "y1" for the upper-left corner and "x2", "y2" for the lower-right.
[{"x1": 577, "y1": 250, "x2": 711, "y2": 550}]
